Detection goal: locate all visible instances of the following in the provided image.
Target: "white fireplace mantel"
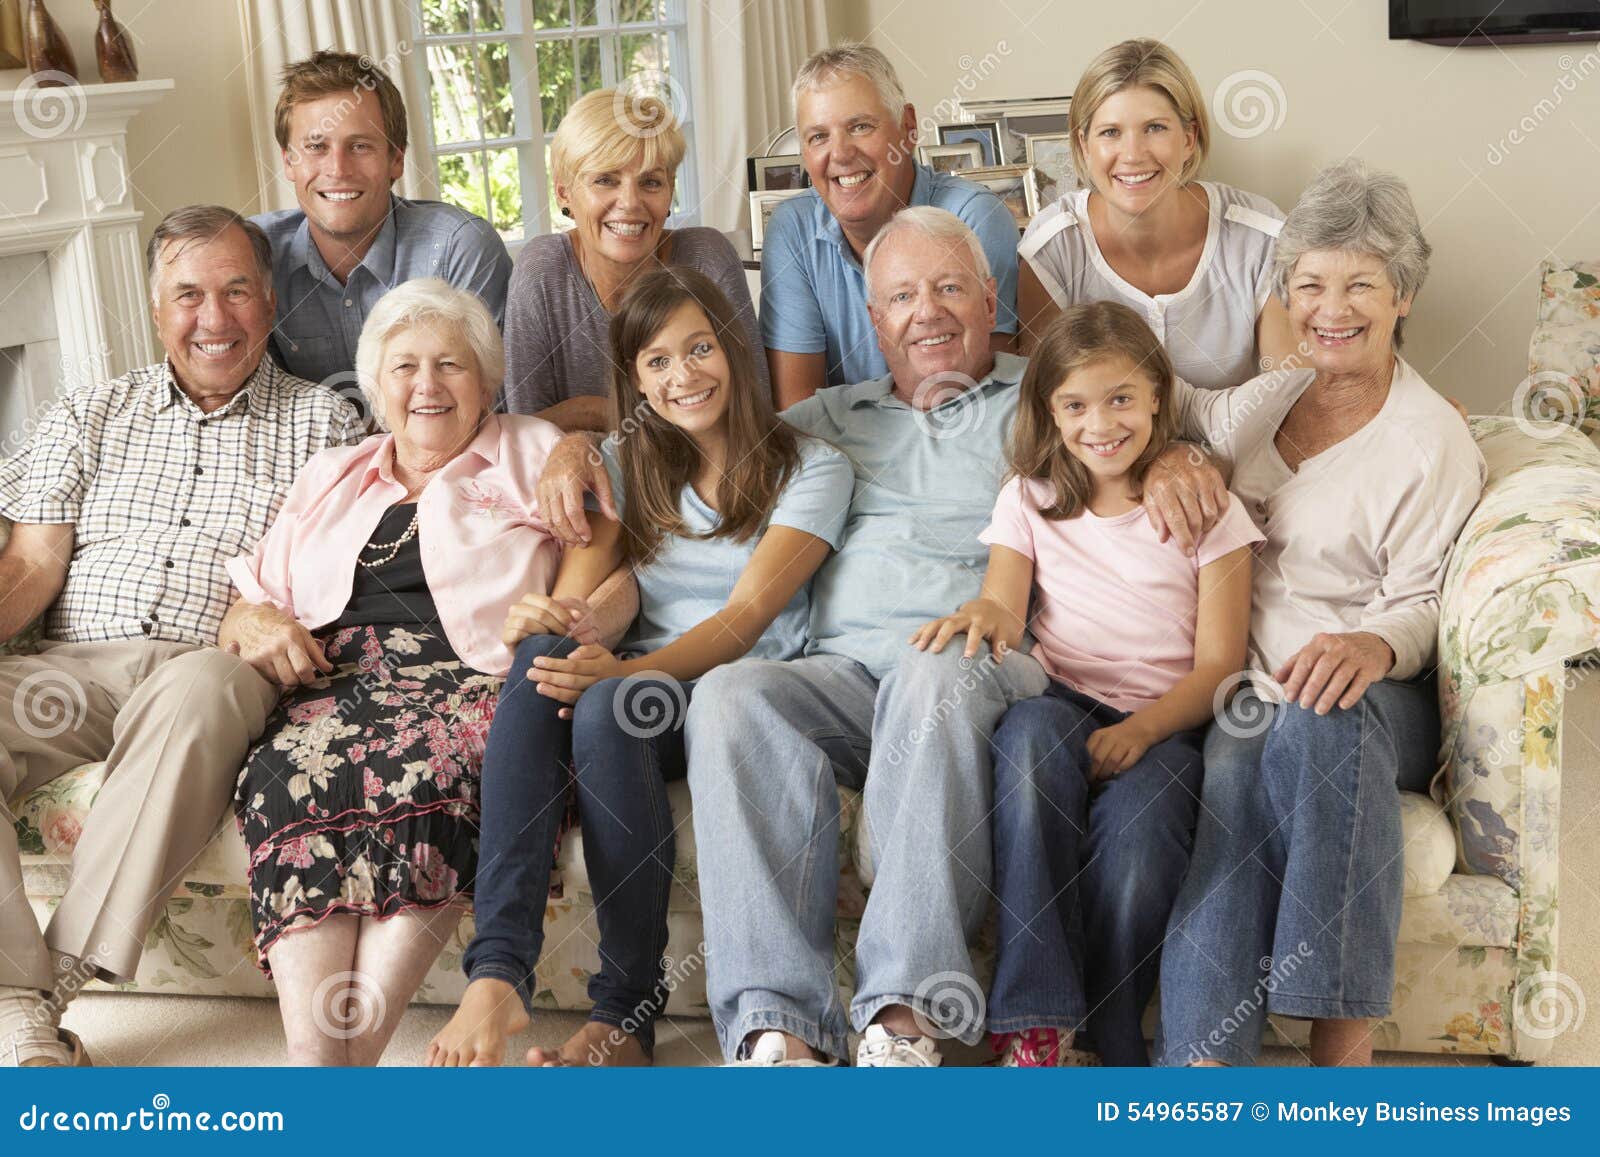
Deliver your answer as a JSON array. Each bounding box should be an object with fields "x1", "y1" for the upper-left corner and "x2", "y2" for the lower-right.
[{"x1": 0, "y1": 79, "x2": 175, "y2": 426}]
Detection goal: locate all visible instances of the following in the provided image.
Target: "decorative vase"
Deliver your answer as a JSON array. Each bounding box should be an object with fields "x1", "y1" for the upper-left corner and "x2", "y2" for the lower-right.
[
  {"x1": 93, "y1": 0, "x2": 137, "y2": 82},
  {"x1": 23, "y1": 0, "x2": 77, "y2": 83}
]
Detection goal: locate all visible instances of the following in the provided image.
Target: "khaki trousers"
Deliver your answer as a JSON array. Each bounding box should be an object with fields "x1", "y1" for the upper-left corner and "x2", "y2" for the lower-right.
[{"x1": 0, "y1": 640, "x2": 278, "y2": 990}]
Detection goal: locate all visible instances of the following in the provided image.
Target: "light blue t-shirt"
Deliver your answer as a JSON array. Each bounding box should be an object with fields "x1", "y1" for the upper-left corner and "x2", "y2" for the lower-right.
[
  {"x1": 252, "y1": 195, "x2": 513, "y2": 386},
  {"x1": 600, "y1": 435, "x2": 854, "y2": 660},
  {"x1": 781, "y1": 352, "x2": 1027, "y2": 678},
  {"x1": 759, "y1": 164, "x2": 1020, "y2": 389}
]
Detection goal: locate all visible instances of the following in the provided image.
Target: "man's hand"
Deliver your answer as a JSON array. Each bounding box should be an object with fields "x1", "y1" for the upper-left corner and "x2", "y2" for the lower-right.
[
  {"x1": 1274, "y1": 630, "x2": 1395, "y2": 714},
  {"x1": 223, "y1": 602, "x2": 333, "y2": 688},
  {"x1": 536, "y1": 434, "x2": 617, "y2": 546},
  {"x1": 1143, "y1": 444, "x2": 1229, "y2": 556}
]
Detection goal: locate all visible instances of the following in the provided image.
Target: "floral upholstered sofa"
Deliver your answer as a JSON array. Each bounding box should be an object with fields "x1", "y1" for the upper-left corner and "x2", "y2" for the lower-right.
[{"x1": 9, "y1": 263, "x2": 1600, "y2": 1061}]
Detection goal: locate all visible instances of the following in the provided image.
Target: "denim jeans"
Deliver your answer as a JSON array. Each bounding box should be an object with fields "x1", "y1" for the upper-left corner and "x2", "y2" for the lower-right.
[
  {"x1": 462, "y1": 634, "x2": 689, "y2": 1054},
  {"x1": 686, "y1": 646, "x2": 1049, "y2": 1061},
  {"x1": 987, "y1": 680, "x2": 1204, "y2": 1065},
  {"x1": 1157, "y1": 679, "x2": 1440, "y2": 1066}
]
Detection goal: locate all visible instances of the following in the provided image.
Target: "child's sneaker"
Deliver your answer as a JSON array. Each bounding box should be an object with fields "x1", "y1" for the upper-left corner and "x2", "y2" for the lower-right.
[{"x1": 990, "y1": 1028, "x2": 1102, "y2": 1067}]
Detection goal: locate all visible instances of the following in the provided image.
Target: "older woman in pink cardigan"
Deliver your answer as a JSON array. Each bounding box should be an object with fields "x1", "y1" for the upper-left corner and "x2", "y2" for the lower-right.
[{"x1": 218, "y1": 279, "x2": 628, "y2": 1066}]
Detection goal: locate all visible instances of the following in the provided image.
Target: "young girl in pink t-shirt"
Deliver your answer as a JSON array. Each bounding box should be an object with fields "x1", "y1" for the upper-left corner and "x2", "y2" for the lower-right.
[{"x1": 913, "y1": 301, "x2": 1262, "y2": 1066}]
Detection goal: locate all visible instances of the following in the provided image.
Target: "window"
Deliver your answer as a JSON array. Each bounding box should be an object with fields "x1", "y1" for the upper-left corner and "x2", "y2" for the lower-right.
[{"x1": 410, "y1": 0, "x2": 695, "y2": 247}]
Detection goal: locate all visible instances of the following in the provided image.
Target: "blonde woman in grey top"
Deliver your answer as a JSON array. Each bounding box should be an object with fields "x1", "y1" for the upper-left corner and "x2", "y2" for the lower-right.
[
  {"x1": 502, "y1": 89, "x2": 766, "y2": 430},
  {"x1": 1019, "y1": 39, "x2": 1295, "y2": 390}
]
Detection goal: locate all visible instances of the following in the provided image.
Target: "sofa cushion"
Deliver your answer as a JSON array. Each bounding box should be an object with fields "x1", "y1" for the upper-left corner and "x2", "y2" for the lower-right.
[
  {"x1": 1400, "y1": 790, "x2": 1456, "y2": 897},
  {"x1": 1396, "y1": 874, "x2": 1518, "y2": 949}
]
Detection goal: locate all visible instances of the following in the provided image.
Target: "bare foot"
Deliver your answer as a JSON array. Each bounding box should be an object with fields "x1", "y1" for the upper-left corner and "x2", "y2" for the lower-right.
[
  {"x1": 526, "y1": 1020, "x2": 650, "y2": 1067},
  {"x1": 425, "y1": 978, "x2": 529, "y2": 1067}
]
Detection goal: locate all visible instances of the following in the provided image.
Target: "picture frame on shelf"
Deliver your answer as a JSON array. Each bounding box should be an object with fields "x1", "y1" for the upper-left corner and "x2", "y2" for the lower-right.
[
  {"x1": 961, "y1": 97, "x2": 1072, "y2": 175},
  {"x1": 749, "y1": 188, "x2": 807, "y2": 251},
  {"x1": 747, "y1": 154, "x2": 811, "y2": 193},
  {"x1": 963, "y1": 164, "x2": 1040, "y2": 230},
  {"x1": 935, "y1": 120, "x2": 1004, "y2": 167},
  {"x1": 0, "y1": 0, "x2": 24, "y2": 69},
  {"x1": 917, "y1": 141, "x2": 984, "y2": 174},
  {"x1": 1024, "y1": 132, "x2": 1077, "y2": 207}
]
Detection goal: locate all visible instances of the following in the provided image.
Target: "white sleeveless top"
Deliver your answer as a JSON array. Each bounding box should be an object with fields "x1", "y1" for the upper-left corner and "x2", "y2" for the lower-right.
[{"x1": 1019, "y1": 181, "x2": 1284, "y2": 391}]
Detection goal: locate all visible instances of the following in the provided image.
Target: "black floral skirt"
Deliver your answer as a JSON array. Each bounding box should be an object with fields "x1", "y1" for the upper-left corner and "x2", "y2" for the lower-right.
[{"x1": 234, "y1": 625, "x2": 501, "y2": 973}]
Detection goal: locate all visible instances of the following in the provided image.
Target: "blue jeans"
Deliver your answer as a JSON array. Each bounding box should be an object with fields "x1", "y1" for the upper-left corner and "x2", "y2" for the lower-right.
[
  {"x1": 686, "y1": 646, "x2": 1050, "y2": 1061},
  {"x1": 1157, "y1": 679, "x2": 1439, "y2": 1066},
  {"x1": 462, "y1": 634, "x2": 689, "y2": 1054},
  {"x1": 987, "y1": 680, "x2": 1204, "y2": 1065}
]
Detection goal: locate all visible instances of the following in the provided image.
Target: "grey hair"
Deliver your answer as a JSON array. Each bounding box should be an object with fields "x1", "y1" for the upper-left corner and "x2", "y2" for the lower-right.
[
  {"x1": 862, "y1": 206, "x2": 992, "y2": 303},
  {"x1": 354, "y1": 278, "x2": 504, "y2": 430},
  {"x1": 1273, "y1": 158, "x2": 1431, "y2": 346},
  {"x1": 792, "y1": 43, "x2": 907, "y2": 123},
  {"x1": 145, "y1": 205, "x2": 273, "y2": 300}
]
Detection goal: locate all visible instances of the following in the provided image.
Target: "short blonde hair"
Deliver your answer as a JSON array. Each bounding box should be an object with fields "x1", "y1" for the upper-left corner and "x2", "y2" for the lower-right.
[
  {"x1": 548, "y1": 88, "x2": 686, "y2": 192},
  {"x1": 1069, "y1": 38, "x2": 1210, "y2": 188},
  {"x1": 355, "y1": 279, "x2": 504, "y2": 430}
]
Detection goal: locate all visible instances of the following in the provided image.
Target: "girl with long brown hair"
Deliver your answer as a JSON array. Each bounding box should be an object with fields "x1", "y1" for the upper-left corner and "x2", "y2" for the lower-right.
[
  {"x1": 430, "y1": 268, "x2": 851, "y2": 1069},
  {"x1": 911, "y1": 301, "x2": 1260, "y2": 1066}
]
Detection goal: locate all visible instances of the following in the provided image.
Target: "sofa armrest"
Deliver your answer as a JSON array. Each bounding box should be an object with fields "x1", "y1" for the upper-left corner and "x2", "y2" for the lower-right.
[{"x1": 0, "y1": 516, "x2": 44, "y2": 656}]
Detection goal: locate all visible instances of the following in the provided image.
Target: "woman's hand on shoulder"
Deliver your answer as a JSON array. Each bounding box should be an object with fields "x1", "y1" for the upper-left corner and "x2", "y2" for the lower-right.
[
  {"x1": 223, "y1": 602, "x2": 333, "y2": 689},
  {"x1": 536, "y1": 433, "x2": 616, "y2": 546},
  {"x1": 908, "y1": 599, "x2": 1019, "y2": 660},
  {"x1": 1143, "y1": 443, "x2": 1229, "y2": 557},
  {"x1": 1274, "y1": 630, "x2": 1395, "y2": 714}
]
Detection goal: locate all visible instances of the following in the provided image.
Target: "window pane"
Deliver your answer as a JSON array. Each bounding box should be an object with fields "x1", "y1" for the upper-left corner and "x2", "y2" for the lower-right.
[
  {"x1": 472, "y1": 0, "x2": 507, "y2": 31},
  {"x1": 620, "y1": 32, "x2": 665, "y2": 79},
  {"x1": 531, "y1": 0, "x2": 569, "y2": 29},
  {"x1": 576, "y1": 35, "x2": 603, "y2": 94},
  {"x1": 477, "y1": 42, "x2": 514, "y2": 139},
  {"x1": 616, "y1": 0, "x2": 662, "y2": 23},
  {"x1": 437, "y1": 150, "x2": 489, "y2": 221},
  {"x1": 427, "y1": 42, "x2": 483, "y2": 145},
  {"x1": 421, "y1": 0, "x2": 473, "y2": 35},
  {"x1": 485, "y1": 146, "x2": 524, "y2": 241},
  {"x1": 575, "y1": 0, "x2": 599, "y2": 26},
  {"x1": 536, "y1": 40, "x2": 576, "y2": 134}
]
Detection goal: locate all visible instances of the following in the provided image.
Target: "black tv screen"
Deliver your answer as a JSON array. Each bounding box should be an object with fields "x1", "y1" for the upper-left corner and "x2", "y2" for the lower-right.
[{"x1": 1390, "y1": 1, "x2": 1600, "y2": 44}]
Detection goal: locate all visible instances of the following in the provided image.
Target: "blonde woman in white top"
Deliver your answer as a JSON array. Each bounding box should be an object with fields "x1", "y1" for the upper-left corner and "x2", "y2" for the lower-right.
[{"x1": 1019, "y1": 39, "x2": 1296, "y2": 389}]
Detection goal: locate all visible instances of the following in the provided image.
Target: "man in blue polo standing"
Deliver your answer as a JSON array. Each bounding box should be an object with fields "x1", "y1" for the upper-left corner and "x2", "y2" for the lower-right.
[
  {"x1": 252, "y1": 51, "x2": 512, "y2": 388},
  {"x1": 760, "y1": 45, "x2": 1021, "y2": 408}
]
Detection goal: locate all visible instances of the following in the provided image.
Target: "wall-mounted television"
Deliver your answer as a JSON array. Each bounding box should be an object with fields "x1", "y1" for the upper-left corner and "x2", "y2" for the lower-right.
[{"x1": 1390, "y1": 1, "x2": 1600, "y2": 45}]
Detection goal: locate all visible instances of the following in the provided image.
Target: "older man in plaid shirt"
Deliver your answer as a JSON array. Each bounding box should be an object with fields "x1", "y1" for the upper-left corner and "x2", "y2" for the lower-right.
[{"x1": 0, "y1": 205, "x2": 363, "y2": 1066}]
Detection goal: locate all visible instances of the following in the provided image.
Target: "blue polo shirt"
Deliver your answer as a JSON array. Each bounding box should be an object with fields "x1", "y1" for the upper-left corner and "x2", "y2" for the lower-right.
[
  {"x1": 251, "y1": 195, "x2": 513, "y2": 386},
  {"x1": 759, "y1": 164, "x2": 1020, "y2": 389},
  {"x1": 780, "y1": 351, "x2": 1027, "y2": 677}
]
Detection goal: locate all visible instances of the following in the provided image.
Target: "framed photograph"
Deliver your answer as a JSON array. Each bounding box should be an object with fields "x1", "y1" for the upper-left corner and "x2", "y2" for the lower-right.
[
  {"x1": 962, "y1": 97, "x2": 1072, "y2": 173},
  {"x1": 917, "y1": 141, "x2": 984, "y2": 174},
  {"x1": 1025, "y1": 132, "x2": 1077, "y2": 206},
  {"x1": 0, "y1": 0, "x2": 25, "y2": 70},
  {"x1": 749, "y1": 188, "x2": 806, "y2": 251},
  {"x1": 747, "y1": 154, "x2": 811, "y2": 193},
  {"x1": 936, "y1": 121, "x2": 1004, "y2": 167},
  {"x1": 963, "y1": 164, "x2": 1041, "y2": 230}
]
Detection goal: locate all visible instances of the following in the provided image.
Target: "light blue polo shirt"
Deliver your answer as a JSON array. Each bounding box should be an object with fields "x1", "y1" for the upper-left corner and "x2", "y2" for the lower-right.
[
  {"x1": 781, "y1": 351, "x2": 1027, "y2": 678},
  {"x1": 599, "y1": 435, "x2": 854, "y2": 661},
  {"x1": 759, "y1": 164, "x2": 1020, "y2": 389},
  {"x1": 252, "y1": 195, "x2": 513, "y2": 386}
]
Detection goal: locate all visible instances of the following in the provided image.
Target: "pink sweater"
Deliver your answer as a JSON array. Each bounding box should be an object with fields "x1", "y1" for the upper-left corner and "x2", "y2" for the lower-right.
[{"x1": 227, "y1": 414, "x2": 563, "y2": 676}]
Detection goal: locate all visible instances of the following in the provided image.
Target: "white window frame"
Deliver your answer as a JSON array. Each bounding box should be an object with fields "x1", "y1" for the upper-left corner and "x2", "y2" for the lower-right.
[{"x1": 408, "y1": 0, "x2": 697, "y2": 251}]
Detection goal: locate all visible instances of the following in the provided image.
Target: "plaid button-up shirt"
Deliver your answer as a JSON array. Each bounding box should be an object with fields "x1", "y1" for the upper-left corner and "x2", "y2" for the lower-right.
[{"x1": 0, "y1": 357, "x2": 364, "y2": 646}]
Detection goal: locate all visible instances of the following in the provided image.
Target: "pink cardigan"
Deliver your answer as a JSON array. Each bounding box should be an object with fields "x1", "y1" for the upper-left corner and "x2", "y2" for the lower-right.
[{"x1": 227, "y1": 414, "x2": 563, "y2": 676}]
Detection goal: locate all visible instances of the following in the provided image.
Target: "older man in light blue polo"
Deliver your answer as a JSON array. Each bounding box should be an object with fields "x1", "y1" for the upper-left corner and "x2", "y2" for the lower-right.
[{"x1": 760, "y1": 45, "x2": 1020, "y2": 409}]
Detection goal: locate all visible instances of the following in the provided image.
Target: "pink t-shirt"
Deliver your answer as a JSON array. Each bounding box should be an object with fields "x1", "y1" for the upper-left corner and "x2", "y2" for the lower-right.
[{"x1": 980, "y1": 477, "x2": 1264, "y2": 712}]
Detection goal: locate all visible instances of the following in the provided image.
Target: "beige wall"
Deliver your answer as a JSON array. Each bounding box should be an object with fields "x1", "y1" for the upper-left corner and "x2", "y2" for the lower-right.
[
  {"x1": 829, "y1": 0, "x2": 1600, "y2": 412},
  {"x1": 1, "y1": 0, "x2": 259, "y2": 261}
]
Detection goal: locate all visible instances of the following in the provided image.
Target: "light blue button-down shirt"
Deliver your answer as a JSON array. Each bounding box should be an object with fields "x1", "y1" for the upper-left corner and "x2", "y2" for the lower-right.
[
  {"x1": 759, "y1": 164, "x2": 1021, "y2": 389},
  {"x1": 252, "y1": 195, "x2": 513, "y2": 386},
  {"x1": 781, "y1": 351, "x2": 1027, "y2": 678}
]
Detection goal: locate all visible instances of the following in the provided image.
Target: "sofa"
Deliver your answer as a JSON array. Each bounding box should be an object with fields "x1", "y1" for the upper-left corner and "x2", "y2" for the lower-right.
[{"x1": 10, "y1": 263, "x2": 1600, "y2": 1061}]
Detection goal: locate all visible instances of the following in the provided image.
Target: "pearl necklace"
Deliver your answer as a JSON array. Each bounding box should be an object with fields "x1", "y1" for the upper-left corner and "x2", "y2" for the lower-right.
[{"x1": 359, "y1": 511, "x2": 419, "y2": 569}]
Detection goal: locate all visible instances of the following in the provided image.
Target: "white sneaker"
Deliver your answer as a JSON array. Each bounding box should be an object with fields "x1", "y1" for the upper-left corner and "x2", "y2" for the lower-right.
[
  {"x1": 854, "y1": 1023, "x2": 943, "y2": 1067},
  {"x1": 725, "y1": 1030, "x2": 841, "y2": 1067}
]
